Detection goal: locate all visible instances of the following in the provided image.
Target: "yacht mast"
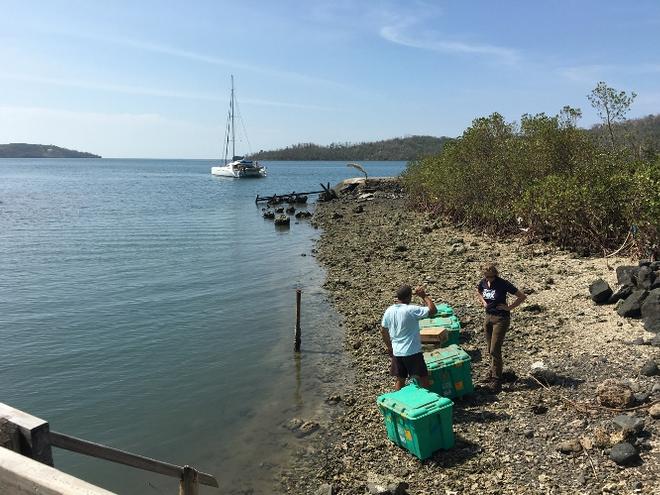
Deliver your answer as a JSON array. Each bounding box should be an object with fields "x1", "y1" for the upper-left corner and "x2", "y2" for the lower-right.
[{"x1": 231, "y1": 75, "x2": 235, "y2": 159}]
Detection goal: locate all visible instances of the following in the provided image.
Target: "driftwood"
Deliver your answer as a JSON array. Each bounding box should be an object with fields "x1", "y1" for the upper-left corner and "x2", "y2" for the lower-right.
[{"x1": 528, "y1": 374, "x2": 659, "y2": 413}]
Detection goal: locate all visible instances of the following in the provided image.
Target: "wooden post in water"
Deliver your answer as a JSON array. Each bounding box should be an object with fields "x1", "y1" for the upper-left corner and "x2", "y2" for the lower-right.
[
  {"x1": 179, "y1": 465, "x2": 199, "y2": 495},
  {"x1": 294, "y1": 289, "x2": 302, "y2": 352}
]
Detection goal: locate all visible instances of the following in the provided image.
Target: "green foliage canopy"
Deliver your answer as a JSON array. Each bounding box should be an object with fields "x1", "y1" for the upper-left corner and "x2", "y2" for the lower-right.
[{"x1": 404, "y1": 95, "x2": 659, "y2": 256}]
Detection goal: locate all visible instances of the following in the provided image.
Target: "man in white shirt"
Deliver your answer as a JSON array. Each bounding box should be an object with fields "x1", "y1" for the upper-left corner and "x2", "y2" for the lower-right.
[{"x1": 381, "y1": 285, "x2": 437, "y2": 390}]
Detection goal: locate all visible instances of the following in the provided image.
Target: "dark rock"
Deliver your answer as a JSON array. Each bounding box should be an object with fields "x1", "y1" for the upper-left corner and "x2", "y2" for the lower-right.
[
  {"x1": 641, "y1": 288, "x2": 660, "y2": 333},
  {"x1": 640, "y1": 360, "x2": 658, "y2": 376},
  {"x1": 394, "y1": 245, "x2": 407, "y2": 252},
  {"x1": 617, "y1": 290, "x2": 648, "y2": 318},
  {"x1": 637, "y1": 266, "x2": 656, "y2": 290},
  {"x1": 634, "y1": 392, "x2": 650, "y2": 403},
  {"x1": 608, "y1": 285, "x2": 633, "y2": 304},
  {"x1": 332, "y1": 212, "x2": 343, "y2": 220},
  {"x1": 631, "y1": 337, "x2": 645, "y2": 345},
  {"x1": 652, "y1": 275, "x2": 660, "y2": 290},
  {"x1": 524, "y1": 429, "x2": 534, "y2": 438},
  {"x1": 354, "y1": 205, "x2": 364, "y2": 214},
  {"x1": 616, "y1": 265, "x2": 639, "y2": 286},
  {"x1": 501, "y1": 370, "x2": 518, "y2": 382},
  {"x1": 531, "y1": 404, "x2": 548, "y2": 415},
  {"x1": 609, "y1": 442, "x2": 639, "y2": 466},
  {"x1": 612, "y1": 415, "x2": 645, "y2": 434},
  {"x1": 638, "y1": 259, "x2": 651, "y2": 267},
  {"x1": 589, "y1": 279, "x2": 612, "y2": 304}
]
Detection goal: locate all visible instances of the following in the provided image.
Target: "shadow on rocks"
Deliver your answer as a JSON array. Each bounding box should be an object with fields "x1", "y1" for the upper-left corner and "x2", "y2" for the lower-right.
[
  {"x1": 424, "y1": 435, "x2": 482, "y2": 468},
  {"x1": 453, "y1": 407, "x2": 511, "y2": 425},
  {"x1": 459, "y1": 329, "x2": 476, "y2": 345},
  {"x1": 465, "y1": 348, "x2": 482, "y2": 363}
]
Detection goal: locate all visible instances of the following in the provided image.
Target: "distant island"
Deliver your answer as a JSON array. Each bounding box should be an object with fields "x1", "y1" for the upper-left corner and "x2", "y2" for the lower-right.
[
  {"x1": 251, "y1": 135, "x2": 453, "y2": 161},
  {"x1": 0, "y1": 143, "x2": 101, "y2": 158}
]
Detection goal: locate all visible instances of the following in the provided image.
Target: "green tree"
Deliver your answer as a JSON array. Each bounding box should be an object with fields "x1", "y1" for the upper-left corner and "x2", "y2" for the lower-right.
[{"x1": 587, "y1": 82, "x2": 636, "y2": 149}]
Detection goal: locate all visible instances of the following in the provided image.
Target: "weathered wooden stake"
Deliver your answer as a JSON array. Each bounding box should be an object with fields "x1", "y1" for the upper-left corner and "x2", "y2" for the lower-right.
[
  {"x1": 294, "y1": 289, "x2": 302, "y2": 352},
  {"x1": 179, "y1": 465, "x2": 199, "y2": 495}
]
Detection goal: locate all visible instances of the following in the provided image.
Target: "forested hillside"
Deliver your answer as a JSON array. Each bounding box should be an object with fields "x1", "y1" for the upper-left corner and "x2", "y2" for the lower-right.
[
  {"x1": 0, "y1": 143, "x2": 101, "y2": 158},
  {"x1": 589, "y1": 114, "x2": 660, "y2": 155},
  {"x1": 252, "y1": 135, "x2": 452, "y2": 161}
]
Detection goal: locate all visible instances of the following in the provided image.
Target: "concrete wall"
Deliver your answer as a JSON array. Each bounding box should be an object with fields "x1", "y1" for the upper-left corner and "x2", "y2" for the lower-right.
[{"x1": 0, "y1": 446, "x2": 116, "y2": 495}]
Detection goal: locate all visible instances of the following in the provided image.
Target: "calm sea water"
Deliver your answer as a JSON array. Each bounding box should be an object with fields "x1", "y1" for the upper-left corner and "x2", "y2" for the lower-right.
[{"x1": 0, "y1": 159, "x2": 406, "y2": 494}]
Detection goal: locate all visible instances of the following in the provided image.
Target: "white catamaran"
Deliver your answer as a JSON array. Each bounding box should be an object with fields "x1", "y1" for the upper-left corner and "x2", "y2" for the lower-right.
[{"x1": 211, "y1": 76, "x2": 266, "y2": 178}]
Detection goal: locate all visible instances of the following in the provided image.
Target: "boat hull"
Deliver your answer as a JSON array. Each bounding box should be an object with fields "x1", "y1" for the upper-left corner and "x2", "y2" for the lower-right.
[{"x1": 211, "y1": 163, "x2": 266, "y2": 178}]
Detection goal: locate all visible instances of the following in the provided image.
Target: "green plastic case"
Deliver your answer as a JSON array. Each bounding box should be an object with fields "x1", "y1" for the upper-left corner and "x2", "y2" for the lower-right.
[
  {"x1": 377, "y1": 384, "x2": 455, "y2": 459},
  {"x1": 424, "y1": 344, "x2": 474, "y2": 399},
  {"x1": 419, "y1": 315, "x2": 461, "y2": 346}
]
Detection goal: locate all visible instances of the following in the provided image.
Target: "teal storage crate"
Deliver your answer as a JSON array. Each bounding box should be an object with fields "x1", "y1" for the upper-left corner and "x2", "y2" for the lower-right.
[
  {"x1": 424, "y1": 344, "x2": 474, "y2": 399},
  {"x1": 435, "y1": 303, "x2": 454, "y2": 317},
  {"x1": 376, "y1": 384, "x2": 454, "y2": 459},
  {"x1": 419, "y1": 315, "x2": 461, "y2": 347}
]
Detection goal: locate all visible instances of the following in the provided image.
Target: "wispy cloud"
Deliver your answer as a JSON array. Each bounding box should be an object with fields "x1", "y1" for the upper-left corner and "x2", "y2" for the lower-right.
[
  {"x1": 44, "y1": 29, "x2": 353, "y2": 92},
  {"x1": 0, "y1": 73, "x2": 337, "y2": 111},
  {"x1": 379, "y1": 19, "x2": 520, "y2": 65}
]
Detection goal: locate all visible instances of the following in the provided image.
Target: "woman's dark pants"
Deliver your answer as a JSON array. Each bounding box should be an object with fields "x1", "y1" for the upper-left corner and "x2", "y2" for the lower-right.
[{"x1": 483, "y1": 314, "x2": 510, "y2": 381}]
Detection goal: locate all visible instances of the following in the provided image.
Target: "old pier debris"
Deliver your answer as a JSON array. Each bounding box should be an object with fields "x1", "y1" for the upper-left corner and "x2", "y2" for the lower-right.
[
  {"x1": 274, "y1": 214, "x2": 290, "y2": 226},
  {"x1": 255, "y1": 183, "x2": 337, "y2": 205}
]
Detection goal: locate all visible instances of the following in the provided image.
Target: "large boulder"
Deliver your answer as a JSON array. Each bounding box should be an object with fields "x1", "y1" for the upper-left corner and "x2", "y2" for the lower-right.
[
  {"x1": 608, "y1": 285, "x2": 633, "y2": 304},
  {"x1": 589, "y1": 279, "x2": 613, "y2": 304},
  {"x1": 651, "y1": 272, "x2": 660, "y2": 290},
  {"x1": 640, "y1": 360, "x2": 659, "y2": 376},
  {"x1": 616, "y1": 265, "x2": 639, "y2": 286},
  {"x1": 637, "y1": 266, "x2": 656, "y2": 290},
  {"x1": 617, "y1": 290, "x2": 648, "y2": 318},
  {"x1": 641, "y1": 288, "x2": 660, "y2": 333}
]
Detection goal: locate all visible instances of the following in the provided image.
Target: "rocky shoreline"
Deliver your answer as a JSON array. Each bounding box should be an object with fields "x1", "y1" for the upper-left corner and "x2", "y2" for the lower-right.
[{"x1": 278, "y1": 178, "x2": 659, "y2": 495}]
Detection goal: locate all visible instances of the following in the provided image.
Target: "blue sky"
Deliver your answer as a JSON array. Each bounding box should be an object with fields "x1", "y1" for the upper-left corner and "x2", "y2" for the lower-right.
[{"x1": 1, "y1": 0, "x2": 659, "y2": 158}]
